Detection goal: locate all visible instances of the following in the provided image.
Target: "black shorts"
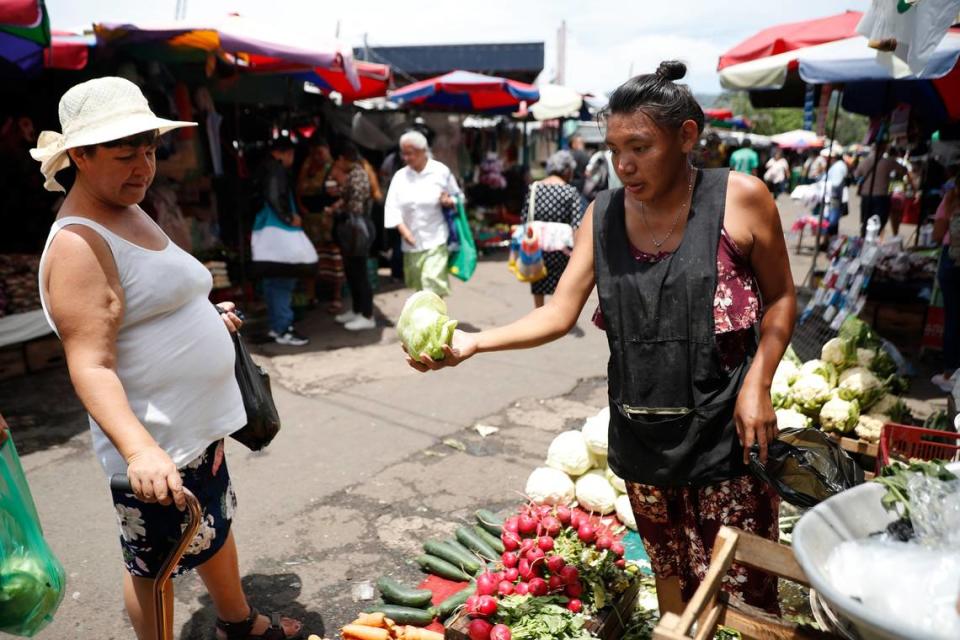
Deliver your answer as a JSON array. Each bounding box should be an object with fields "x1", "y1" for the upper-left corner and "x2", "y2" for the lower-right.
[{"x1": 111, "y1": 440, "x2": 236, "y2": 578}]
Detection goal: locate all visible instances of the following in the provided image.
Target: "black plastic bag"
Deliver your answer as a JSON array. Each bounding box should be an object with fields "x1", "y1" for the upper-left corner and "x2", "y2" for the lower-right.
[
  {"x1": 749, "y1": 428, "x2": 864, "y2": 508},
  {"x1": 230, "y1": 331, "x2": 281, "y2": 451}
]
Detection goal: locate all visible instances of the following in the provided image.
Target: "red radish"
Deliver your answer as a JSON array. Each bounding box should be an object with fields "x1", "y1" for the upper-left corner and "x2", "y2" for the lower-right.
[
  {"x1": 541, "y1": 516, "x2": 562, "y2": 537},
  {"x1": 466, "y1": 595, "x2": 480, "y2": 612},
  {"x1": 538, "y1": 505, "x2": 553, "y2": 518},
  {"x1": 502, "y1": 532, "x2": 521, "y2": 551},
  {"x1": 501, "y1": 552, "x2": 519, "y2": 568},
  {"x1": 567, "y1": 599, "x2": 583, "y2": 613},
  {"x1": 596, "y1": 536, "x2": 613, "y2": 551},
  {"x1": 498, "y1": 580, "x2": 515, "y2": 596},
  {"x1": 560, "y1": 565, "x2": 580, "y2": 585},
  {"x1": 503, "y1": 517, "x2": 520, "y2": 533},
  {"x1": 615, "y1": 559, "x2": 627, "y2": 569},
  {"x1": 546, "y1": 555, "x2": 566, "y2": 573},
  {"x1": 475, "y1": 572, "x2": 499, "y2": 596},
  {"x1": 566, "y1": 582, "x2": 583, "y2": 598},
  {"x1": 537, "y1": 536, "x2": 555, "y2": 552},
  {"x1": 548, "y1": 575, "x2": 565, "y2": 592},
  {"x1": 514, "y1": 581, "x2": 530, "y2": 596},
  {"x1": 476, "y1": 595, "x2": 498, "y2": 617},
  {"x1": 555, "y1": 505, "x2": 572, "y2": 525},
  {"x1": 503, "y1": 567, "x2": 520, "y2": 582},
  {"x1": 527, "y1": 577, "x2": 548, "y2": 597},
  {"x1": 490, "y1": 624, "x2": 512, "y2": 640},
  {"x1": 518, "y1": 559, "x2": 534, "y2": 581},
  {"x1": 525, "y1": 547, "x2": 545, "y2": 564},
  {"x1": 520, "y1": 538, "x2": 535, "y2": 554},
  {"x1": 577, "y1": 523, "x2": 597, "y2": 544},
  {"x1": 569, "y1": 510, "x2": 584, "y2": 528},
  {"x1": 518, "y1": 514, "x2": 538, "y2": 537},
  {"x1": 468, "y1": 618, "x2": 493, "y2": 640},
  {"x1": 610, "y1": 541, "x2": 625, "y2": 557}
]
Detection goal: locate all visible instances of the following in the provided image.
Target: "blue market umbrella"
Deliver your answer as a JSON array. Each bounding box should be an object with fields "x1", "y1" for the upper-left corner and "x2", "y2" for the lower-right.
[{"x1": 390, "y1": 70, "x2": 539, "y2": 114}]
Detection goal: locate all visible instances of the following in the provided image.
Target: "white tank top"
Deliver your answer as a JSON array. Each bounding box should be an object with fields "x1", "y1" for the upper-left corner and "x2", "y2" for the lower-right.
[{"x1": 38, "y1": 216, "x2": 247, "y2": 476}]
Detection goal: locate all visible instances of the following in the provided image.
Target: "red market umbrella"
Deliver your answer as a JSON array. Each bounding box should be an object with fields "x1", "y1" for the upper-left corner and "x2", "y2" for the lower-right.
[
  {"x1": 43, "y1": 29, "x2": 94, "y2": 70},
  {"x1": 718, "y1": 10, "x2": 862, "y2": 70},
  {"x1": 0, "y1": 0, "x2": 41, "y2": 28},
  {"x1": 389, "y1": 70, "x2": 539, "y2": 114},
  {"x1": 240, "y1": 54, "x2": 391, "y2": 101},
  {"x1": 0, "y1": 0, "x2": 48, "y2": 74}
]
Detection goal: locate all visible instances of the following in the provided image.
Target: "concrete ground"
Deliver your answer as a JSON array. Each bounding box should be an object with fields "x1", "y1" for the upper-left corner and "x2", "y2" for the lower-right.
[{"x1": 0, "y1": 192, "x2": 948, "y2": 639}]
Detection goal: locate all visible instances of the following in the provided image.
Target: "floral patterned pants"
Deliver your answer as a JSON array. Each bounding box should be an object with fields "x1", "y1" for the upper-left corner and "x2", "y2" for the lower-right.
[
  {"x1": 625, "y1": 474, "x2": 780, "y2": 612},
  {"x1": 111, "y1": 440, "x2": 236, "y2": 578}
]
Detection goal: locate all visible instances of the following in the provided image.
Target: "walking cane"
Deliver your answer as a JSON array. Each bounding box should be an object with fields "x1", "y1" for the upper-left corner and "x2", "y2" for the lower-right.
[{"x1": 110, "y1": 475, "x2": 203, "y2": 640}]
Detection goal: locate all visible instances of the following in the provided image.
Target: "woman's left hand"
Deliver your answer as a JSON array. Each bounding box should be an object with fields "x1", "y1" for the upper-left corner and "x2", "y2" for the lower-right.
[
  {"x1": 216, "y1": 302, "x2": 243, "y2": 334},
  {"x1": 734, "y1": 382, "x2": 778, "y2": 465}
]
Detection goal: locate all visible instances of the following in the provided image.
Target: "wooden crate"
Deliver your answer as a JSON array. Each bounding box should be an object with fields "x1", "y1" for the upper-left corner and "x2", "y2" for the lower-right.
[
  {"x1": 0, "y1": 345, "x2": 26, "y2": 381},
  {"x1": 653, "y1": 527, "x2": 836, "y2": 640},
  {"x1": 445, "y1": 578, "x2": 641, "y2": 640},
  {"x1": 24, "y1": 335, "x2": 64, "y2": 373}
]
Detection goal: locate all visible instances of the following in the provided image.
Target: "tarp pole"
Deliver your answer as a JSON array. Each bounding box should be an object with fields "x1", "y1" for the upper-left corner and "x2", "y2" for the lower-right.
[
  {"x1": 863, "y1": 84, "x2": 893, "y2": 240},
  {"x1": 523, "y1": 119, "x2": 529, "y2": 169},
  {"x1": 805, "y1": 86, "x2": 845, "y2": 289}
]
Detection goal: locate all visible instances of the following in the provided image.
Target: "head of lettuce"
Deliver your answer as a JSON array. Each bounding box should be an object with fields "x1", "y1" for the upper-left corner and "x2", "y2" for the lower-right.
[{"x1": 398, "y1": 291, "x2": 458, "y2": 362}]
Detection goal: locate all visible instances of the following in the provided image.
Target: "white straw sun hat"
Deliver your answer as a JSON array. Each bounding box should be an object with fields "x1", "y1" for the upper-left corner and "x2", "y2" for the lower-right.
[{"x1": 30, "y1": 76, "x2": 196, "y2": 192}]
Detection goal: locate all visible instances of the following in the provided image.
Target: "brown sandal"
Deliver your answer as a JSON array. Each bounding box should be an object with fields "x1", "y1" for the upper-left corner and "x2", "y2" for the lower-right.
[{"x1": 215, "y1": 606, "x2": 303, "y2": 640}]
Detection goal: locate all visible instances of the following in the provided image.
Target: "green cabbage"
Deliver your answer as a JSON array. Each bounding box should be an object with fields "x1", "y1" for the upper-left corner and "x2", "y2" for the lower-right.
[
  {"x1": 0, "y1": 553, "x2": 63, "y2": 633},
  {"x1": 397, "y1": 291, "x2": 458, "y2": 362},
  {"x1": 839, "y1": 315, "x2": 880, "y2": 349}
]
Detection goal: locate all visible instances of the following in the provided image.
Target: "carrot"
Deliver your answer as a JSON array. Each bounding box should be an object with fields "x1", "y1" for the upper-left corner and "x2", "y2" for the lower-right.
[
  {"x1": 400, "y1": 627, "x2": 444, "y2": 640},
  {"x1": 341, "y1": 624, "x2": 390, "y2": 640},
  {"x1": 351, "y1": 612, "x2": 387, "y2": 628}
]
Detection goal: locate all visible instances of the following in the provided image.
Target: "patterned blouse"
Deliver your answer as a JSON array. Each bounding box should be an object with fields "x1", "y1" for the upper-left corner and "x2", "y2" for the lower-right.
[{"x1": 593, "y1": 229, "x2": 761, "y2": 369}]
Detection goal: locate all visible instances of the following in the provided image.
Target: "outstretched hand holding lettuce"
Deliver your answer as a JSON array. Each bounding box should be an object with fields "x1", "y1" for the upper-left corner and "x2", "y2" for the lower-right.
[{"x1": 398, "y1": 292, "x2": 477, "y2": 370}]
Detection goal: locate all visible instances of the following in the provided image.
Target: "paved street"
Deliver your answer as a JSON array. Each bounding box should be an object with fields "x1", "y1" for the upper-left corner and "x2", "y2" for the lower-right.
[{"x1": 0, "y1": 193, "x2": 942, "y2": 639}]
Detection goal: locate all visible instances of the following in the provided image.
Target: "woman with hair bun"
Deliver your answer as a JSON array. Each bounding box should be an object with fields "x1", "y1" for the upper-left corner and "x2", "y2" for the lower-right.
[{"x1": 404, "y1": 61, "x2": 797, "y2": 615}]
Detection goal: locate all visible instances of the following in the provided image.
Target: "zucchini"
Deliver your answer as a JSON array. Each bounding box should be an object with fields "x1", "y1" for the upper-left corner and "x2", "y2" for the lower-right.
[
  {"x1": 473, "y1": 525, "x2": 505, "y2": 554},
  {"x1": 437, "y1": 583, "x2": 476, "y2": 620},
  {"x1": 364, "y1": 603, "x2": 437, "y2": 626},
  {"x1": 475, "y1": 509, "x2": 504, "y2": 535},
  {"x1": 415, "y1": 554, "x2": 473, "y2": 582},
  {"x1": 456, "y1": 526, "x2": 499, "y2": 561},
  {"x1": 376, "y1": 576, "x2": 434, "y2": 608},
  {"x1": 423, "y1": 540, "x2": 481, "y2": 574}
]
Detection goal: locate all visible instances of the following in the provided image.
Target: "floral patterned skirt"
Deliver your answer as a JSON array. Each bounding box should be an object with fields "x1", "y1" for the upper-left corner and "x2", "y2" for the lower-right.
[
  {"x1": 625, "y1": 474, "x2": 780, "y2": 612},
  {"x1": 111, "y1": 440, "x2": 236, "y2": 579}
]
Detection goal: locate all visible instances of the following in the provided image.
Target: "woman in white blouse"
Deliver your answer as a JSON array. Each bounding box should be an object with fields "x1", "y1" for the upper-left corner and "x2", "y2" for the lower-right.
[{"x1": 383, "y1": 131, "x2": 462, "y2": 297}]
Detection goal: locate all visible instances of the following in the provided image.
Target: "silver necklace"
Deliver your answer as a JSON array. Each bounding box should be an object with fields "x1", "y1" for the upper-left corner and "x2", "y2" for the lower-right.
[{"x1": 639, "y1": 167, "x2": 696, "y2": 249}]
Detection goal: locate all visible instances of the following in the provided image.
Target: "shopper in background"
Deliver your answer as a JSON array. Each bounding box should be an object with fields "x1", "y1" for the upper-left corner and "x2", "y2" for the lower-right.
[
  {"x1": 521, "y1": 150, "x2": 585, "y2": 308},
  {"x1": 855, "y1": 140, "x2": 907, "y2": 237},
  {"x1": 729, "y1": 138, "x2": 759, "y2": 176},
  {"x1": 932, "y1": 178, "x2": 960, "y2": 392},
  {"x1": 763, "y1": 148, "x2": 790, "y2": 198},
  {"x1": 383, "y1": 130, "x2": 462, "y2": 297},
  {"x1": 329, "y1": 139, "x2": 376, "y2": 331},
  {"x1": 825, "y1": 149, "x2": 849, "y2": 239},
  {"x1": 569, "y1": 134, "x2": 590, "y2": 195}
]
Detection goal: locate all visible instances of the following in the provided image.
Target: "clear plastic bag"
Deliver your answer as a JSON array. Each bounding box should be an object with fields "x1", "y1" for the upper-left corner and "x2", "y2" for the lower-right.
[{"x1": 0, "y1": 437, "x2": 66, "y2": 636}]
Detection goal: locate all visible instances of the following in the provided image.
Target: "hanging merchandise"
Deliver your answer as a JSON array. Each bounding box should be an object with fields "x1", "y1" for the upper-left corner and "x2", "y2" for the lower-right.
[{"x1": 857, "y1": 0, "x2": 960, "y2": 75}]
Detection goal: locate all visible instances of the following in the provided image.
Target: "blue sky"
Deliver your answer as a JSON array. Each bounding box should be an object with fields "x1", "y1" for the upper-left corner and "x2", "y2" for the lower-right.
[{"x1": 47, "y1": 0, "x2": 871, "y2": 95}]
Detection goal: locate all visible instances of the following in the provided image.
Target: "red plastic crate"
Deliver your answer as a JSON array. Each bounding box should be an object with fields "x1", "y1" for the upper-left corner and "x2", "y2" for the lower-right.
[{"x1": 876, "y1": 422, "x2": 960, "y2": 473}]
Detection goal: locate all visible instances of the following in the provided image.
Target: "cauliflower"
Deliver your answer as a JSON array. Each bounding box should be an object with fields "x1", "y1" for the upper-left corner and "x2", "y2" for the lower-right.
[
  {"x1": 605, "y1": 467, "x2": 627, "y2": 493},
  {"x1": 821, "y1": 337, "x2": 856, "y2": 369},
  {"x1": 581, "y1": 407, "x2": 610, "y2": 457},
  {"x1": 799, "y1": 359, "x2": 839, "y2": 387},
  {"x1": 854, "y1": 414, "x2": 887, "y2": 443},
  {"x1": 525, "y1": 467, "x2": 576, "y2": 505},
  {"x1": 774, "y1": 359, "x2": 800, "y2": 386},
  {"x1": 790, "y1": 374, "x2": 833, "y2": 415},
  {"x1": 819, "y1": 397, "x2": 860, "y2": 433},
  {"x1": 575, "y1": 469, "x2": 618, "y2": 514},
  {"x1": 545, "y1": 431, "x2": 593, "y2": 476},
  {"x1": 856, "y1": 348, "x2": 876, "y2": 368},
  {"x1": 615, "y1": 494, "x2": 637, "y2": 531},
  {"x1": 837, "y1": 367, "x2": 884, "y2": 408},
  {"x1": 771, "y1": 379, "x2": 793, "y2": 408},
  {"x1": 871, "y1": 394, "x2": 899, "y2": 415},
  {"x1": 775, "y1": 408, "x2": 812, "y2": 431}
]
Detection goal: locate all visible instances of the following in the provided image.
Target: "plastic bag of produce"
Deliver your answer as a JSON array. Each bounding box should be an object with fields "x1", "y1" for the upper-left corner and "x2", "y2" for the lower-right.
[
  {"x1": 748, "y1": 428, "x2": 864, "y2": 508},
  {"x1": 0, "y1": 437, "x2": 65, "y2": 636}
]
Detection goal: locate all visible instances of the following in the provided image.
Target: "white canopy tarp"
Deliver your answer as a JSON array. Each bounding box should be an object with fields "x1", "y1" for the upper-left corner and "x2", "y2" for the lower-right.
[{"x1": 530, "y1": 84, "x2": 583, "y2": 121}]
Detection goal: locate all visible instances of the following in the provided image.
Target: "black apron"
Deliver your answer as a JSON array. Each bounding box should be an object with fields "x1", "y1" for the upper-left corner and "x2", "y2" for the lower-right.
[{"x1": 593, "y1": 168, "x2": 756, "y2": 487}]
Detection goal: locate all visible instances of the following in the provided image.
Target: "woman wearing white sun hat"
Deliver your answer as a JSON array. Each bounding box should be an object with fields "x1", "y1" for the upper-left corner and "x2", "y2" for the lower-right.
[{"x1": 32, "y1": 77, "x2": 303, "y2": 640}]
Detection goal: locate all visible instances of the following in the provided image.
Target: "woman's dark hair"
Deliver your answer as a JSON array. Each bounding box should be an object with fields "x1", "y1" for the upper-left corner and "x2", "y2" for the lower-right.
[
  {"x1": 81, "y1": 129, "x2": 160, "y2": 155},
  {"x1": 604, "y1": 61, "x2": 704, "y2": 134},
  {"x1": 331, "y1": 138, "x2": 360, "y2": 162}
]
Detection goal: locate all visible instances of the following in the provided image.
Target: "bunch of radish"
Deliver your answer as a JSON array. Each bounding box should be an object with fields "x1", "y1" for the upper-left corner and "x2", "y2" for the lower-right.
[{"x1": 463, "y1": 503, "x2": 626, "y2": 640}]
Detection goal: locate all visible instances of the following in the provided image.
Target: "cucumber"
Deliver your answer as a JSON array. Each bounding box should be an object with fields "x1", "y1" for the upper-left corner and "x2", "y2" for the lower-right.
[
  {"x1": 376, "y1": 576, "x2": 434, "y2": 608},
  {"x1": 415, "y1": 554, "x2": 473, "y2": 582},
  {"x1": 423, "y1": 540, "x2": 481, "y2": 574},
  {"x1": 445, "y1": 537, "x2": 476, "y2": 558},
  {"x1": 456, "y1": 526, "x2": 499, "y2": 561},
  {"x1": 436, "y1": 583, "x2": 476, "y2": 620},
  {"x1": 473, "y1": 525, "x2": 505, "y2": 554},
  {"x1": 364, "y1": 603, "x2": 437, "y2": 626},
  {"x1": 475, "y1": 509, "x2": 504, "y2": 535}
]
